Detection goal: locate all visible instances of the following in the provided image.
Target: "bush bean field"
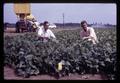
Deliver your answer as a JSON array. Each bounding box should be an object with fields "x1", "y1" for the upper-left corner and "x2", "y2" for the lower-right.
[{"x1": 4, "y1": 27, "x2": 117, "y2": 80}]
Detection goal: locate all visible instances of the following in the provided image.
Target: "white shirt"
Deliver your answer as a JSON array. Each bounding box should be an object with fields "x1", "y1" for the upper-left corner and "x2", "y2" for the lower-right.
[
  {"x1": 34, "y1": 21, "x2": 39, "y2": 28},
  {"x1": 38, "y1": 26, "x2": 56, "y2": 39},
  {"x1": 80, "y1": 27, "x2": 99, "y2": 44}
]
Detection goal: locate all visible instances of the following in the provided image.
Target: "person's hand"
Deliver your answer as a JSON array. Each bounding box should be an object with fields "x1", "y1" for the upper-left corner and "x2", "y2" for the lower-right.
[
  {"x1": 38, "y1": 36, "x2": 49, "y2": 41},
  {"x1": 89, "y1": 36, "x2": 94, "y2": 40},
  {"x1": 83, "y1": 36, "x2": 94, "y2": 40},
  {"x1": 83, "y1": 37, "x2": 89, "y2": 40},
  {"x1": 43, "y1": 37, "x2": 49, "y2": 40}
]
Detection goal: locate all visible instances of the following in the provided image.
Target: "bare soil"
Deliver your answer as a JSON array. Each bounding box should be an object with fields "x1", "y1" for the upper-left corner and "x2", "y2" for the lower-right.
[{"x1": 4, "y1": 66, "x2": 108, "y2": 80}]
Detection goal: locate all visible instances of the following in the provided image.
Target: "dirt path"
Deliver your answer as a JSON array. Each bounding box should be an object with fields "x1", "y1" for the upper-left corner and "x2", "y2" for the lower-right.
[{"x1": 4, "y1": 66, "x2": 108, "y2": 80}]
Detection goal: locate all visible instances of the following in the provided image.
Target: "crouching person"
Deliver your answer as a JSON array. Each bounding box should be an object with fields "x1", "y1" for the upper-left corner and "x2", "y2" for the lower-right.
[
  {"x1": 37, "y1": 21, "x2": 56, "y2": 42},
  {"x1": 80, "y1": 20, "x2": 99, "y2": 44}
]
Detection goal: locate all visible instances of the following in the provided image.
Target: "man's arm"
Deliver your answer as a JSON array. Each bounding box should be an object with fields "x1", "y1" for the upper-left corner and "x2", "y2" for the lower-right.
[
  {"x1": 37, "y1": 27, "x2": 43, "y2": 37},
  {"x1": 49, "y1": 30, "x2": 56, "y2": 39},
  {"x1": 82, "y1": 36, "x2": 90, "y2": 40},
  {"x1": 83, "y1": 36, "x2": 94, "y2": 40}
]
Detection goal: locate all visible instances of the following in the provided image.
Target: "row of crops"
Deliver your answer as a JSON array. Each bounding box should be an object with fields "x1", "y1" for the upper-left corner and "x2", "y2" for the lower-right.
[{"x1": 4, "y1": 28, "x2": 117, "y2": 80}]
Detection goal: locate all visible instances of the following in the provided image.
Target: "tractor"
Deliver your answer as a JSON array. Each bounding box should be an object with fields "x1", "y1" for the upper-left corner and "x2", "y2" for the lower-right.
[{"x1": 14, "y1": 3, "x2": 37, "y2": 33}]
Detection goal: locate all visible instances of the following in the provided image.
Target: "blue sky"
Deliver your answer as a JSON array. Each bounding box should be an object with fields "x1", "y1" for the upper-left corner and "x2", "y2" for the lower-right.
[{"x1": 4, "y1": 3, "x2": 116, "y2": 25}]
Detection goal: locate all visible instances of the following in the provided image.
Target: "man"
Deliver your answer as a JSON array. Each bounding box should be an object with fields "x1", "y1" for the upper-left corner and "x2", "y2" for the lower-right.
[
  {"x1": 37, "y1": 21, "x2": 56, "y2": 41},
  {"x1": 80, "y1": 20, "x2": 99, "y2": 44},
  {"x1": 15, "y1": 14, "x2": 27, "y2": 33}
]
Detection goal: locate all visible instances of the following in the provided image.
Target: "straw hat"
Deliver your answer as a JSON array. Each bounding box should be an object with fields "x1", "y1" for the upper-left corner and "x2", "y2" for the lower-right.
[{"x1": 26, "y1": 14, "x2": 35, "y2": 20}]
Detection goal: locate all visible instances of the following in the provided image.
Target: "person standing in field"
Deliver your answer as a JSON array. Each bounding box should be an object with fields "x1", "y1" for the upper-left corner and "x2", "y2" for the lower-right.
[
  {"x1": 37, "y1": 21, "x2": 56, "y2": 41},
  {"x1": 80, "y1": 20, "x2": 99, "y2": 44}
]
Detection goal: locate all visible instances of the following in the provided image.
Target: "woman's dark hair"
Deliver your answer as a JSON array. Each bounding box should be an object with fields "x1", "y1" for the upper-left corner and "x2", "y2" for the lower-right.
[{"x1": 80, "y1": 20, "x2": 88, "y2": 26}]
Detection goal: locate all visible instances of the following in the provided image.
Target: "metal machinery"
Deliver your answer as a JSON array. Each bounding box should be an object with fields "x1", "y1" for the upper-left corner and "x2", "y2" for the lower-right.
[{"x1": 14, "y1": 3, "x2": 35, "y2": 32}]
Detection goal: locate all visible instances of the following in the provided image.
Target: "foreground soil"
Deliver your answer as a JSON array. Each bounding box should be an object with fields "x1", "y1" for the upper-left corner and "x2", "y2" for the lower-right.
[{"x1": 4, "y1": 66, "x2": 108, "y2": 80}]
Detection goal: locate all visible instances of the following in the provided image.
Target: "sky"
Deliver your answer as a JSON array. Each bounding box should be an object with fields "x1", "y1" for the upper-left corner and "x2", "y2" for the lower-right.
[{"x1": 4, "y1": 3, "x2": 116, "y2": 25}]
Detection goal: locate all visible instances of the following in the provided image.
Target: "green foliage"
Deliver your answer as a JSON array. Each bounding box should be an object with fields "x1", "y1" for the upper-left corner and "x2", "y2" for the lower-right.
[{"x1": 4, "y1": 28, "x2": 116, "y2": 79}]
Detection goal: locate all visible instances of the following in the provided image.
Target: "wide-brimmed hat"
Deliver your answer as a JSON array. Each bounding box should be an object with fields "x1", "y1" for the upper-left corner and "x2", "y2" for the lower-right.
[{"x1": 26, "y1": 14, "x2": 35, "y2": 20}]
